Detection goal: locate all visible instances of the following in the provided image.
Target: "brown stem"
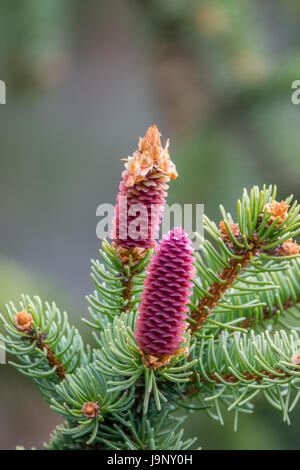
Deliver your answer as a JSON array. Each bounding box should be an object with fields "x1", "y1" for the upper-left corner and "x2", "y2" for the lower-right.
[
  {"x1": 34, "y1": 333, "x2": 66, "y2": 380},
  {"x1": 189, "y1": 246, "x2": 260, "y2": 334},
  {"x1": 197, "y1": 369, "x2": 292, "y2": 384},
  {"x1": 183, "y1": 369, "x2": 292, "y2": 397},
  {"x1": 122, "y1": 273, "x2": 134, "y2": 313},
  {"x1": 183, "y1": 368, "x2": 292, "y2": 397}
]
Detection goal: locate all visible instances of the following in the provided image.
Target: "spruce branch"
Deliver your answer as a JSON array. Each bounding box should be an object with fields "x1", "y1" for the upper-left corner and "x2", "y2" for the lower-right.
[
  {"x1": 182, "y1": 329, "x2": 300, "y2": 426},
  {"x1": 190, "y1": 245, "x2": 257, "y2": 333},
  {"x1": 241, "y1": 293, "x2": 300, "y2": 329},
  {"x1": 210, "y1": 257, "x2": 300, "y2": 332},
  {"x1": 83, "y1": 240, "x2": 152, "y2": 331},
  {"x1": 44, "y1": 423, "x2": 86, "y2": 450},
  {"x1": 0, "y1": 295, "x2": 90, "y2": 399},
  {"x1": 45, "y1": 406, "x2": 197, "y2": 450},
  {"x1": 189, "y1": 186, "x2": 300, "y2": 334},
  {"x1": 50, "y1": 363, "x2": 134, "y2": 445},
  {"x1": 36, "y1": 336, "x2": 66, "y2": 380}
]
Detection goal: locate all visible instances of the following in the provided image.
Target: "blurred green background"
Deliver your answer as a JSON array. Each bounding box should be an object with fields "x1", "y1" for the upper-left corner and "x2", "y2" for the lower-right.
[{"x1": 0, "y1": 0, "x2": 300, "y2": 449}]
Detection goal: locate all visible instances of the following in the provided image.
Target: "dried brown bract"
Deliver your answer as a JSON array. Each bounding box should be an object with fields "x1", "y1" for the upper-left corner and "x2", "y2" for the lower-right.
[
  {"x1": 139, "y1": 346, "x2": 188, "y2": 370},
  {"x1": 123, "y1": 125, "x2": 178, "y2": 187},
  {"x1": 112, "y1": 243, "x2": 148, "y2": 265},
  {"x1": 219, "y1": 221, "x2": 243, "y2": 249},
  {"x1": 267, "y1": 238, "x2": 300, "y2": 257},
  {"x1": 263, "y1": 200, "x2": 289, "y2": 225},
  {"x1": 291, "y1": 353, "x2": 300, "y2": 366}
]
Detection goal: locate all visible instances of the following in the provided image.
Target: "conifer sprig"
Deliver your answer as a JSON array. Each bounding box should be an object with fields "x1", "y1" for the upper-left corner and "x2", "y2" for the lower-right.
[
  {"x1": 189, "y1": 186, "x2": 300, "y2": 333},
  {"x1": 83, "y1": 239, "x2": 152, "y2": 331},
  {"x1": 183, "y1": 328, "x2": 300, "y2": 428},
  {"x1": 1, "y1": 127, "x2": 300, "y2": 450},
  {"x1": 0, "y1": 296, "x2": 90, "y2": 399},
  {"x1": 51, "y1": 364, "x2": 135, "y2": 445}
]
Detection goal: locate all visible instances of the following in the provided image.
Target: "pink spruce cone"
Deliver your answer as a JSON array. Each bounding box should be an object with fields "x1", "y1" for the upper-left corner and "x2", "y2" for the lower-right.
[
  {"x1": 135, "y1": 227, "x2": 194, "y2": 359},
  {"x1": 111, "y1": 125, "x2": 177, "y2": 249}
]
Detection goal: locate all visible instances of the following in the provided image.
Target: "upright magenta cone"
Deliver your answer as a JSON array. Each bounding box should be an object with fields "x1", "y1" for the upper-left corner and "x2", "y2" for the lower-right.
[
  {"x1": 135, "y1": 227, "x2": 194, "y2": 366},
  {"x1": 111, "y1": 125, "x2": 177, "y2": 251}
]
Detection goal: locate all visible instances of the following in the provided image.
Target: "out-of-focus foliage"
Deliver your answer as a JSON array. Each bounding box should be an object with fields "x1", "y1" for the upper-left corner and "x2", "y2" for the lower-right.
[
  {"x1": 0, "y1": 0, "x2": 74, "y2": 93},
  {"x1": 133, "y1": 0, "x2": 300, "y2": 217}
]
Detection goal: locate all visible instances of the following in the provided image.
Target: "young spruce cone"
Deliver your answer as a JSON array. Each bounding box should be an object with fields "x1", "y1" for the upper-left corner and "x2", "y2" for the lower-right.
[
  {"x1": 135, "y1": 227, "x2": 194, "y2": 368},
  {"x1": 111, "y1": 125, "x2": 177, "y2": 250}
]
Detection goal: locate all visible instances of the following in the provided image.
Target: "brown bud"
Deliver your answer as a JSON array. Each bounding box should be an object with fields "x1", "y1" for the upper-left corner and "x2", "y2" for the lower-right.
[
  {"x1": 264, "y1": 200, "x2": 289, "y2": 224},
  {"x1": 139, "y1": 350, "x2": 171, "y2": 370},
  {"x1": 219, "y1": 221, "x2": 240, "y2": 238},
  {"x1": 140, "y1": 346, "x2": 188, "y2": 370},
  {"x1": 291, "y1": 353, "x2": 300, "y2": 365},
  {"x1": 278, "y1": 239, "x2": 300, "y2": 256},
  {"x1": 113, "y1": 243, "x2": 148, "y2": 265},
  {"x1": 268, "y1": 239, "x2": 300, "y2": 257},
  {"x1": 82, "y1": 401, "x2": 100, "y2": 418},
  {"x1": 14, "y1": 309, "x2": 33, "y2": 332}
]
